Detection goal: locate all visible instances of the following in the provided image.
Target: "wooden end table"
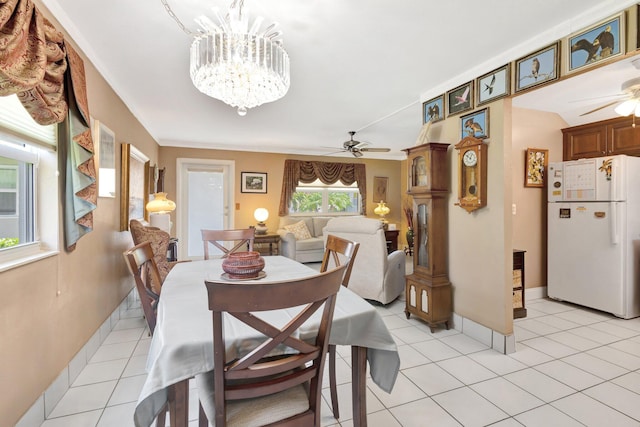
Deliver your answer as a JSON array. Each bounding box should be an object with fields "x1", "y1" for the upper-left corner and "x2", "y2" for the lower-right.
[{"x1": 253, "y1": 233, "x2": 281, "y2": 255}]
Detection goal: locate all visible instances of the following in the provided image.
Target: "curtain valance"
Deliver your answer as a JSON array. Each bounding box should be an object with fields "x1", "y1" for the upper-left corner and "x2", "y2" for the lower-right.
[
  {"x1": 279, "y1": 159, "x2": 367, "y2": 216},
  {"x1": 0, "y1": 0, "x2": 96, "y2": 251}
]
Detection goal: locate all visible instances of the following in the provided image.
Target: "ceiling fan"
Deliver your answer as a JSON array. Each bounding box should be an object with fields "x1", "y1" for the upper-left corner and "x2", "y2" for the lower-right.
[
  {"x1": 580, "y1": 76, "x2": 640, "y2": 117},
  {"x1": 331, "y1": 131, "x2": 391, "y2": 158}
]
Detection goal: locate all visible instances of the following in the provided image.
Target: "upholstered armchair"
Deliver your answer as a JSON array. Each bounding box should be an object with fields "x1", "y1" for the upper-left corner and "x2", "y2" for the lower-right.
[
  {"x1": 323, "y1": 217, "x2": 405, "y2": 304},
  {"x1": 129, "y1": 219, "x2": 177, "y2": 294}
]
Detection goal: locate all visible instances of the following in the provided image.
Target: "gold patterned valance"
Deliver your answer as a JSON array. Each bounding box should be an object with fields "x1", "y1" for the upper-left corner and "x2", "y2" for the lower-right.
[{"x1": 0, "y1": 0, "x2": 67, "y2": 125}]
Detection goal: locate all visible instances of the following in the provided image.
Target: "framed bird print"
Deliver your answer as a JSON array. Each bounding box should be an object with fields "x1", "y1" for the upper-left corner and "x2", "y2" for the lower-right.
[
  {"x1": 566, "y1": 13, "x2": 624, "y2": 74},
  {"x1": 423, "y1": 94, "x2": 445, "y2": 124},
  {"x1": 476, "y1": 64, "x2": 510, "y2": 106},
  {"x1": 460, "y1": 108, "x2": 489, "y2": 140},
  {"x1": 514, "y1": 42, "x2": 560, "y2": 93},
  {"x1": 447, "y1": 81, "x2": 473, "y2": 116}
]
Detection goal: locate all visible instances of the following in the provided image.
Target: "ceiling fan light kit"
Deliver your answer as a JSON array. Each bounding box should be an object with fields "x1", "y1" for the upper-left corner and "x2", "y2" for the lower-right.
[{"x1": 175, "y1": 0, "x2": 290, "y2": 116}]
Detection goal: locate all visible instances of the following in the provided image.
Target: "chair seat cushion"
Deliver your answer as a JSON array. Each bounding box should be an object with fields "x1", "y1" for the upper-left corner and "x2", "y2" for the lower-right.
[
  {"x1": 197, "y1": 373, "x2": 310, "y2": 427},
  {"x1": 295, "y1": 237, "x2": 324, "y2": 251}
]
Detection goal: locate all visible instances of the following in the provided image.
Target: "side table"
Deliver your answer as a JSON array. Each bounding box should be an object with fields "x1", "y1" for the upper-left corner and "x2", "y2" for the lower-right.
[{"x1": 253, "y1": 233, "x2": 280, "y2": 256}]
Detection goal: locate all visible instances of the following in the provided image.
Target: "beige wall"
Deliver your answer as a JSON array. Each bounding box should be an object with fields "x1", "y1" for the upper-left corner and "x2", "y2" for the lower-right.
[
  {"x1": 0, "y1": 2, "x2": 159, "y2": 424},
  {"x1": 511, "y1": 108, "x2": 567, "y2": 290},
  {"x1": 158, "y1": 148, "x2": 403, "y2": 237},
  {"x1": 421, "y1": 99, "x2": 514, "y2": 335}
]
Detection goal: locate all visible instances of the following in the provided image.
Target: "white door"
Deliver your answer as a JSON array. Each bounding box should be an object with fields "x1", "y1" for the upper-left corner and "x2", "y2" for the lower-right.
[
  {"x1": 176, "y1": 159, "x2": 235, "y2": 260},
  {"x1": 548, "y1": 201, "x2": 626, "y2": 316}
]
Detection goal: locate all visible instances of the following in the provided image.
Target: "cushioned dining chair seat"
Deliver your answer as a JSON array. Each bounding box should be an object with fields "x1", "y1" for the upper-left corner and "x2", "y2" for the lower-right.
[{"x1": 196, "y1": 375, "x2": 309, "y2": 427}]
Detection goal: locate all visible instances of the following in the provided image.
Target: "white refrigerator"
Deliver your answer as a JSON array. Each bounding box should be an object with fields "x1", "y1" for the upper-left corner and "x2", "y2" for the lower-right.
[{"x1": 547, "y1": 155, "x2": 640, "y2": 319}]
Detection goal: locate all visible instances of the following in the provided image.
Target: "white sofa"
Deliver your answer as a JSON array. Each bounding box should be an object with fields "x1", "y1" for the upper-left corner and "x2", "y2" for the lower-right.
[
  {"x1": 277, "y1": 216, "x2": 334, "y2": 263},
  {"x1": 323, "y1": 216, "x2": 405, "y2": 304}
]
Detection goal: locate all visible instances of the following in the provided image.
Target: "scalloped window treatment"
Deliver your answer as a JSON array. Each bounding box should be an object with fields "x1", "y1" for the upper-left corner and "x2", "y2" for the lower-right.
[
  {"x1": 0, "y1": 0, "x2": 96, "y2": 251},
  {"x1": 279, "y1": 159, "x2": 367, "y2": 216}
]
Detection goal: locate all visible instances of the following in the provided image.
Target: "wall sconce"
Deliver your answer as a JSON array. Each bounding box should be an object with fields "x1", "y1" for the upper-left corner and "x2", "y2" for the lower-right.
[
  {"x1": 374, "y1": 200, "x2": 390, "y2": 230},
  {"x1": 254, "y1": 208, "x2": 269, "y2": 235},
  {"x1": 146, "y1": 192, "x2": 176, "y2": 234}
]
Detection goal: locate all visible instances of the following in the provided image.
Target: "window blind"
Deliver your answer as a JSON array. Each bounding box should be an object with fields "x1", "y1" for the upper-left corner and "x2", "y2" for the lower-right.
[{"x1": 0, "y1": 95, "x2": 57, "y2": 150}]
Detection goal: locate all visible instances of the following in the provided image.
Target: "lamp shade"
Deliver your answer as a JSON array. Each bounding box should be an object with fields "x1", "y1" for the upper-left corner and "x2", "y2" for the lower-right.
[
  {"x1": 254, "y1": 208, "x2": 269, "y2": 223},
  {"x1": 146, "y1": 192, "x2": 176, "y2": 214}
]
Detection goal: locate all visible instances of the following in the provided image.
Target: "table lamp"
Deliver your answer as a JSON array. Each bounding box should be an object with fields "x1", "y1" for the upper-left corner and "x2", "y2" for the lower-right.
[
  {"x1": 254, "y1": 208, "x2": 269, "y2": 235},
  {"x1": 146, "y1": 192, "x2": 176, "y2": 234},
  {"x1": 374, "y1": 200, "x2": 390, "y2": 230}
]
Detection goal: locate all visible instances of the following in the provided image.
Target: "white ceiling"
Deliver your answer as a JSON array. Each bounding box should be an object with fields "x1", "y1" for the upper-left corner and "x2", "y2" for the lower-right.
[{"x1": 40, "y1": 0, "x2": 640, "y2": 160}]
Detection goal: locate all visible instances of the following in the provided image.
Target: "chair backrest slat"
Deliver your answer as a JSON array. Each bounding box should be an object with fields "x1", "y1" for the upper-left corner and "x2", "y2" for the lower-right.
[
  {"x1": 123, "y1": 242, "x2": 163, "y2": 334},
  {"x1": 201, "y1": 228, "x2": 255, "y2": 259}
]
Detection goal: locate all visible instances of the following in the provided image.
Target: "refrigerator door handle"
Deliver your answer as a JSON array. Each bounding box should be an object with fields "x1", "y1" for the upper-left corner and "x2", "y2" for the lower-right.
[{"x1": 610, "y1": 202, "x2": 619, "y2": 245}]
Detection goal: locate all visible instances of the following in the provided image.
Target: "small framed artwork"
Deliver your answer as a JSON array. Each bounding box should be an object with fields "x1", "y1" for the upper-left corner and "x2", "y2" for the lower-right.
[
  {"x1": 525, "y1": 148, "x2": 549, "y2": 188},
  {"x1": 241, "y1": 172, "x2": 267, "y2": 193},
  {"x1": 460, "y1": 108, "x2": 489, "y2": 139},
  {"x1": 120, "y1": 143, "x2": 151, "y2": 231},
  {"x1": 422, "y1": 94, "x2": 445, "y2": 124},
  {"x1": 514, "y1": 42, "x2": 560, "y2": 93},
  {"x1": 373, "y1": 176, "x2": 388, "y2": 202},
  {"x1": 93, "y1": 119, "x2": 116, "y2": 198},
  {"x1": 476, "y1": 64, "x2": 510, "y2": 106},
  {"x1": 567, "y1": 13, "x2": 624, "y2": 74},
  {"x1": 447, "y1": 81, "x2": 473, "y2": 116}
]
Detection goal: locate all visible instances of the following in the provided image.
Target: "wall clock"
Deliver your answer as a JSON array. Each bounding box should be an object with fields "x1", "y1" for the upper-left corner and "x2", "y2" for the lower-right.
[{"x1": 454, "y1": 136, "x2": 488, "y2": 213}]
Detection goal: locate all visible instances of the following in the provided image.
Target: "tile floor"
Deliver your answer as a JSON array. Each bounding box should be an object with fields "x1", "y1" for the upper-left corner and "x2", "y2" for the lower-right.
[{"x1": 38, "y1": 294, "x2": 640, "y2": 427}]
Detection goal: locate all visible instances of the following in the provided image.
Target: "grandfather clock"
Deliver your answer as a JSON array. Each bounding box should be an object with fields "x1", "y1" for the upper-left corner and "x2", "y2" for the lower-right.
[{"x1": 403, "y1": 142, "x2": 452, "y2": 332}]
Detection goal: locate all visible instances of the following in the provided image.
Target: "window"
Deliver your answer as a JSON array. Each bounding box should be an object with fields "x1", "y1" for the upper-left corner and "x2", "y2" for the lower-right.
[
  {"x1": 0, "y1": 144, "x2": 36, "y2": 249},
  {"x1": 289, "y1": 179, "x2": 361, "y2": 215},
  {"x1": 0, "y1": 95, "x2": 58, "y2": 270}
]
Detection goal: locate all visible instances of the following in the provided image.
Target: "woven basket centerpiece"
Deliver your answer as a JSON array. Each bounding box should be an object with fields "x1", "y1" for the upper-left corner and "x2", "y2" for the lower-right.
[{"x1": 222, "y1": 251, "x2": 265, "y2": 279}]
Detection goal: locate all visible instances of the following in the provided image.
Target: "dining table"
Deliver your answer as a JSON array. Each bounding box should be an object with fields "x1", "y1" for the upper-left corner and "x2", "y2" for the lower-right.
[{"x1": 133, "y1": 255, "x2": 400, "y2": 427}]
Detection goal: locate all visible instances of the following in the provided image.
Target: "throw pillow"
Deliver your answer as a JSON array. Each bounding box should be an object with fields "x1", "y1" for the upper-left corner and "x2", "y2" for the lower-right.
[{"x1": 284, "y1": 220, "x2": 312, "y2": 241}]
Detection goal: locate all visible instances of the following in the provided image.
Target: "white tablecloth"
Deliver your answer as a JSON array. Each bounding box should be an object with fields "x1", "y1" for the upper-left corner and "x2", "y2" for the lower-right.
[{"x1": 134, "y1": 256, "x2": 399, "y2": 426}]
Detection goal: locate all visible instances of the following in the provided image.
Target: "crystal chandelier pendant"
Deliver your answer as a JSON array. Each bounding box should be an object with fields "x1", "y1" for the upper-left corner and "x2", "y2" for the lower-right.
[{"x1": 190, "y1": 0, "x2": 290, "y2": 116}]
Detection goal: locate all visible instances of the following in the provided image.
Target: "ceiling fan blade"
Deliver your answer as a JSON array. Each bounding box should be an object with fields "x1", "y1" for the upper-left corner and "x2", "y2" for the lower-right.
[
  {"x1": 579, "y1": 100, "x2": 620, "y2": 116},
  {"x1": 360, "y1": 147, "x2": 391, "y2": 152},
  {"x1": 569, "y1": 93, "x2": 626, "y2": 104}
]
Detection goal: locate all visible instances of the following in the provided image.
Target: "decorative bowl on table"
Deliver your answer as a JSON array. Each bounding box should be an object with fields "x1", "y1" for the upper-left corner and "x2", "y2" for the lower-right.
[{"x1": 221, "y1": 251, "x2": 265, "y2": 280}]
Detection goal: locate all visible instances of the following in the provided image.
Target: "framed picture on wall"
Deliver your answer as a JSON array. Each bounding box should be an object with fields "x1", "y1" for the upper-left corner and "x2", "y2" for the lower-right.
[
  {"x1": 514, "y1": 42, "x2": 559, "y2": 93},
  {"x1": 524, "y1": 148, "x2": 548, "y2": 188},
  {"x1": 422, "y1": 94, "x2": 445, "y2": 124},
  {"x1": 566, "y1": 13, "x2": 624, "y2": 74},
  {"x1": 241, "y1": 172, "x2": 267, "y2": 193},
  {"x1": 447, "y1": 81, "x2": 473, "y2": 116},
  {"x1": 93, "y1": 119, "x2": 116, "y2": 198},
  {"x1": 476, "y1": 64, "x2": 510, "y2": 106},
  {"x1": 120, "y1": 143, "x2": 150, "y2": 231},
  {"x1": 373, "y1": 176, "x2": 388, "y2": 202},
  {"x1": 460, "y1": 108, "x2": 489, "y2": 139}
]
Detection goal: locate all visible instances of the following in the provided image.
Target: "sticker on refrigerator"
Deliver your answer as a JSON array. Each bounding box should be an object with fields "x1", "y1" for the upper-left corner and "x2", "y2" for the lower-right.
[
  {"x1": 559, "y1": 208, "x2": 571, "y2": 218},
  {"x1": 594, "y1": 211, "x2": 606, "y2": 218}
]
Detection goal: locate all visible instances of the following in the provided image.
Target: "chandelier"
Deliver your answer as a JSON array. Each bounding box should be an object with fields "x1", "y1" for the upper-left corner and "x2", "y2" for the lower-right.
[{"x1": 188, "y1": 0, "x2": 290, "y2": 116}]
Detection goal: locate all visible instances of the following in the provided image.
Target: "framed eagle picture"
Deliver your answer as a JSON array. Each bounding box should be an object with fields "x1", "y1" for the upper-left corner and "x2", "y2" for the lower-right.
[{"x1": 566, "y1": 13, "x2": 624, "y2": 74}]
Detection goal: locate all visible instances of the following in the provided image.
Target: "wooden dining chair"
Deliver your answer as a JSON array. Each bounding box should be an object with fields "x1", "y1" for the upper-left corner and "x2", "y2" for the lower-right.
[
  {"x1": 130, "y1": 219, "x2": 175, "y2": 294},
  {"x1": 197, "y1": 263, "x2": 348, "y2": 427},
  {"x1": 201, "y1": 228, "x2": 255, "y2": 259},
  {"x1": 320, "y1": 234, "x2": 360, "y2": 420},
  {"x1": 123, "y1": 241, "x2": 169, "y2": 427}
]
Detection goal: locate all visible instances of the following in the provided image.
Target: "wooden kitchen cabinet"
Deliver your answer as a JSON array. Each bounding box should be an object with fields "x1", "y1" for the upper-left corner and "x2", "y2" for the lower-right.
[{"x1": 563, "y1": 116, "x2": 640, "y2": 160}]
